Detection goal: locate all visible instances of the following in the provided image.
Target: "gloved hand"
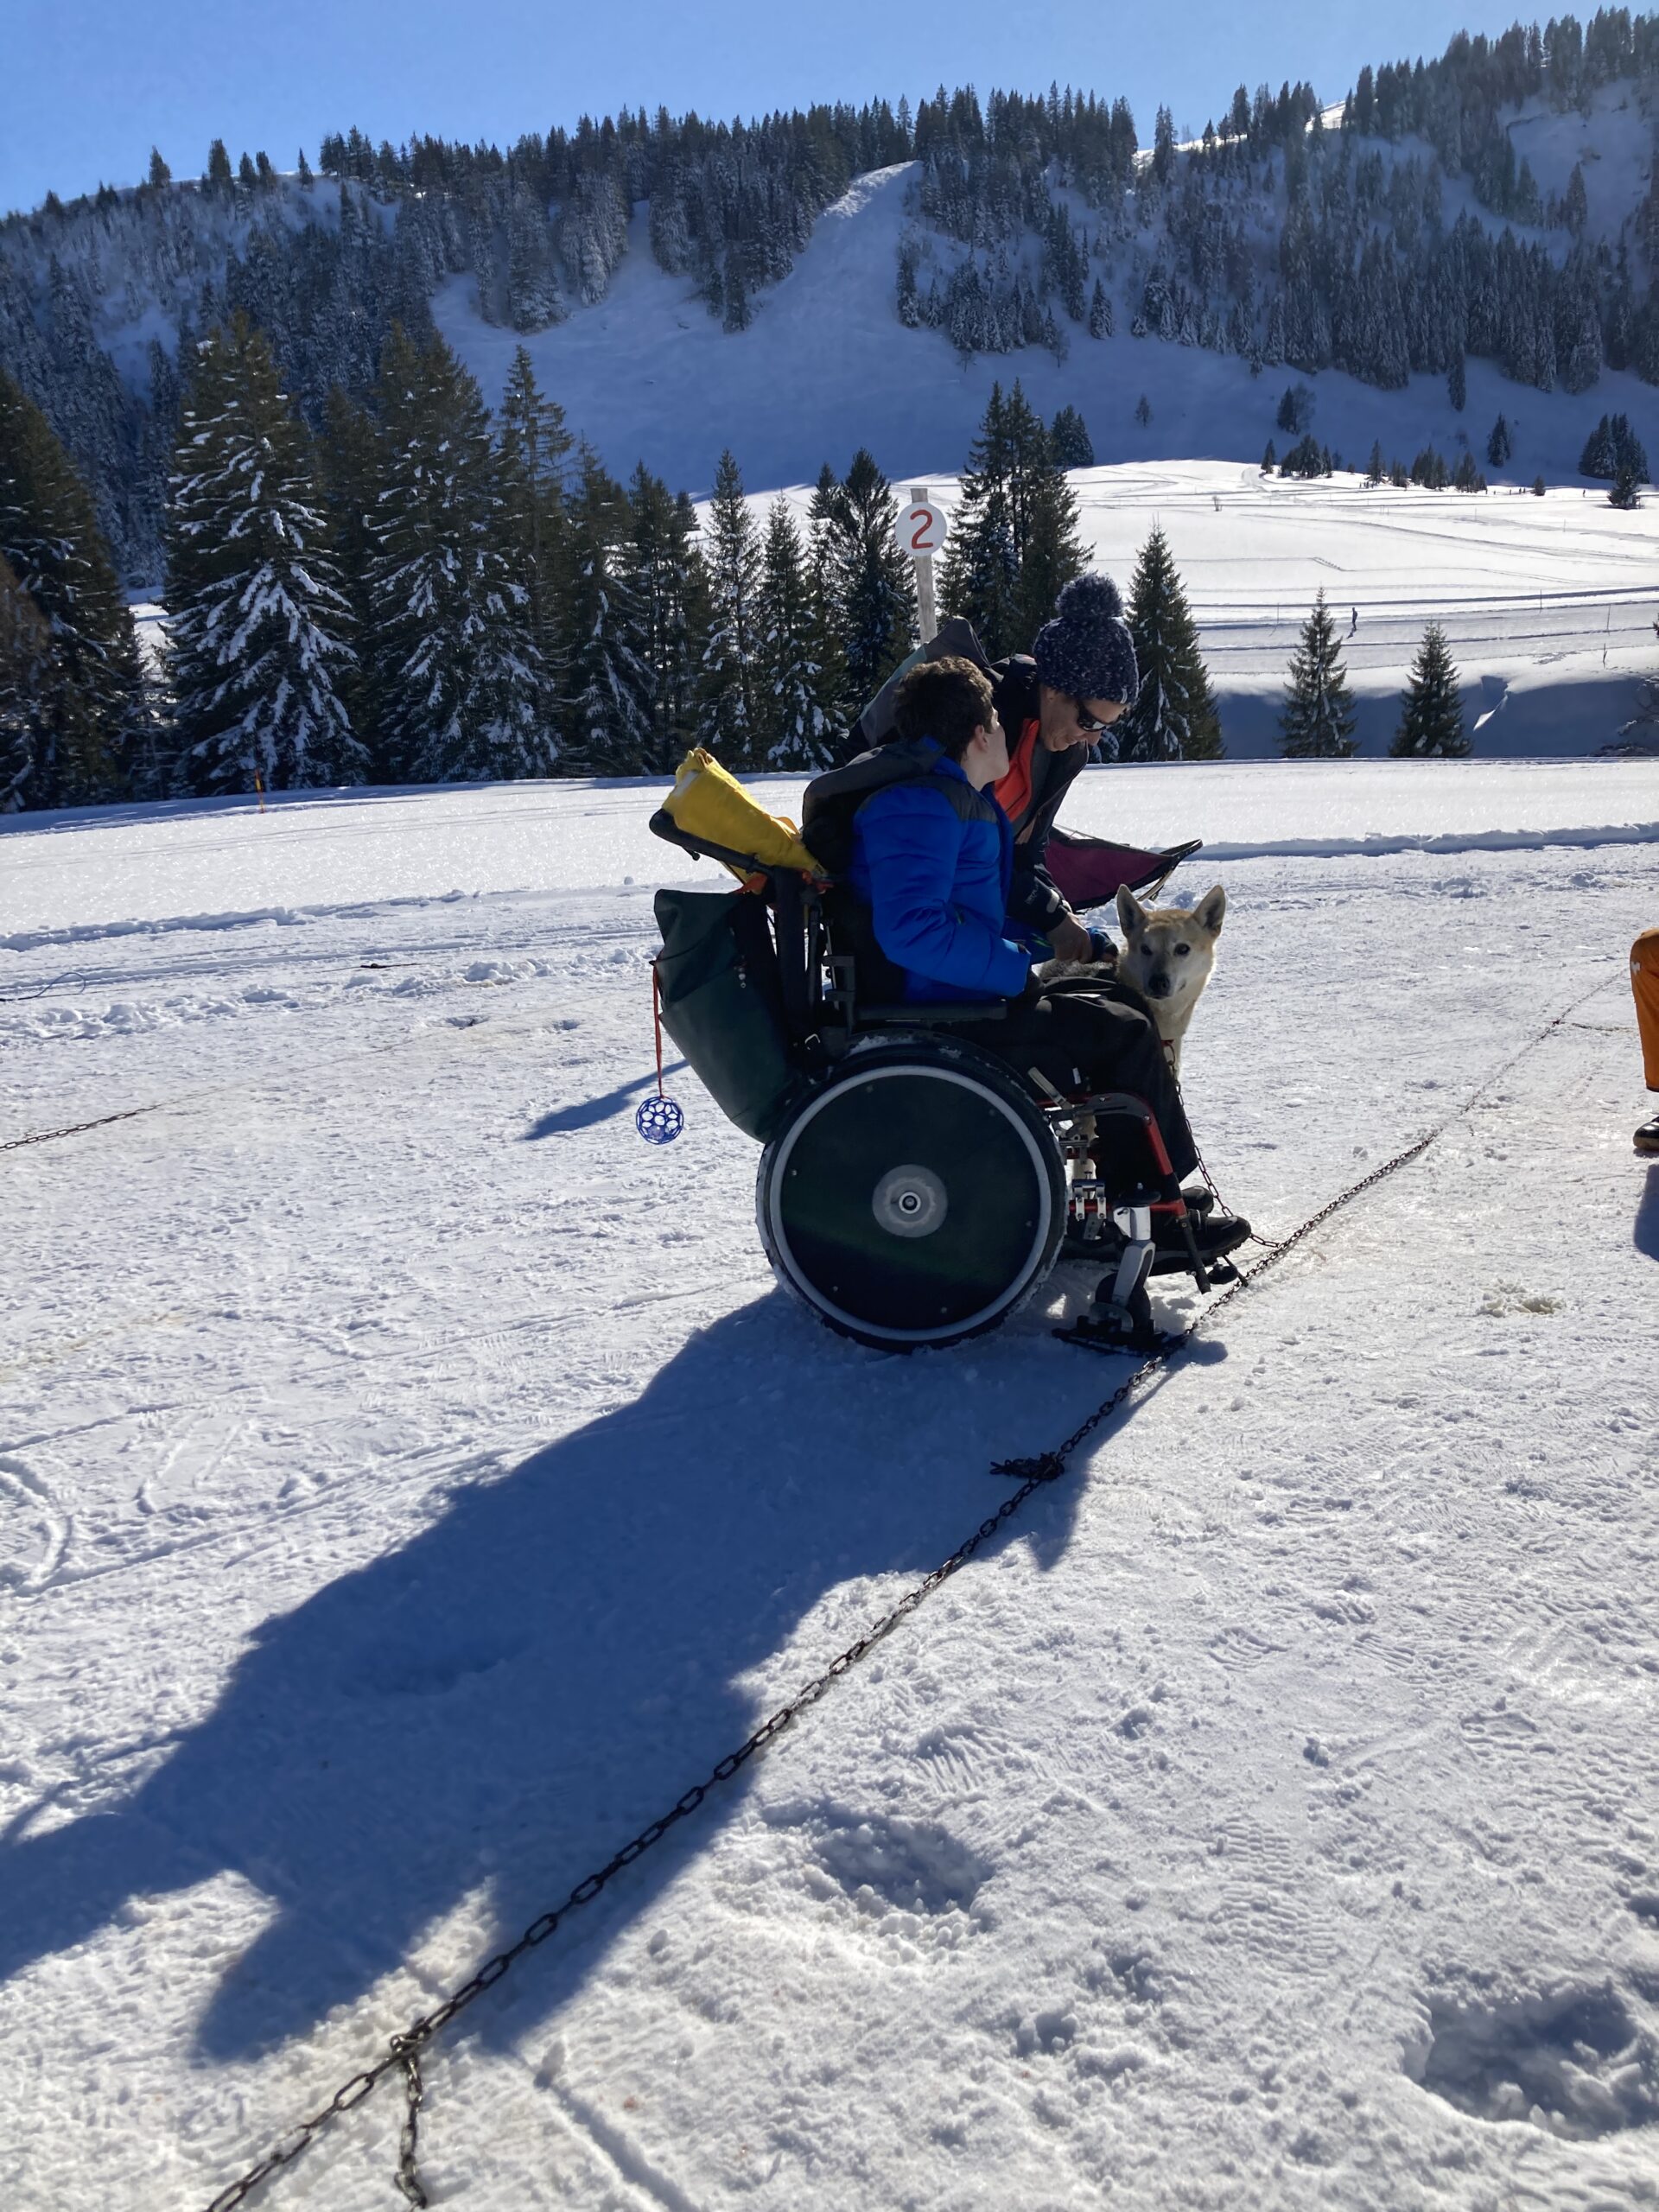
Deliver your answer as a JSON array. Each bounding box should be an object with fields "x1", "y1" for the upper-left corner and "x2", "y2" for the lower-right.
[{"x1": 1085, "y1": 928, "x2": 1118, "y2": 966}]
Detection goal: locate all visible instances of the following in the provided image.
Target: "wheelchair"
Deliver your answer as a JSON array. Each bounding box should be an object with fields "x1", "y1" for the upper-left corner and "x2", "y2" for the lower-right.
[{"x1": 649, "y1": 811, "x2": 1223, "y2": 1356}]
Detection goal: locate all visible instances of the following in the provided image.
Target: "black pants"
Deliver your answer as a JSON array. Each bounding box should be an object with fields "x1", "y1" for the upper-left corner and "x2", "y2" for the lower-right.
[{"x1": 955, "y1": 985, "x2": 1198, "y2": 1183}]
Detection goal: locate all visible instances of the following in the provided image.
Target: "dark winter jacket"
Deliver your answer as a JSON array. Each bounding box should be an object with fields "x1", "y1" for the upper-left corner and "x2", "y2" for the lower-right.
[
  {"x1": 847, "y1": 626, "x2": 1093, "y2": 944},
  {"x1": 848, "y1": 740, "x2": 1033, "y2": 1002},
  {"x1": 988, "y1": 656, "x2": 1093, "y2": 939}
]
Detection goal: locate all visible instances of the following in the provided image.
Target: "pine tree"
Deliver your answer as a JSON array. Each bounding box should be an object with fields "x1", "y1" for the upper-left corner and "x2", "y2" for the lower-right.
[
  {"x1": 1050, "y1": 404, "x2": 1095, "y2": 468},
  {"x1": 806, "y1": 465, "x2": 852, "y2": 733},
  {"x1": 1262, "y1": 439, "x2": 1276, "y2": 472},
  {"x1": 625, "y1": 465, "x2": 707, "y2": 772},
  {"x1": 1610, "y1": 456, "x2": 1643, "y2": 509},
  {"x1": 826, "y1": 448, "x2": 916, "y2": 715},
  {"x1": 1452, "y1": 450, "x2": 1486, "y2": 493},
  {"x1": 0, "y1": 366, "x2": 143, "y2": 806},
  {"x1": 0, "y1": 551, "x2": 54, "y2": 810},
  {"x1": 148, "y1": 148, "x2": 171, "y2": 189},
  {"x1": 364, "y1": 326, "x2": 552, "y2": 783},
  {"x1": 1087, "y1": 278, "x2": 1114, "y2": 338},
  {"x1": 755, "y1": 498, "x2": 834, "y2": 769},
  {"x1": 939, "y1": 385, "x2": 1020, "y2": 658},
  {"x1": 1447, "y1": 351, "x2": 1466, "y2": 410},
  {"x1": 1280, "y1": 589, "x2": 1357, "y2": 758},
  {"x1": 1486, "y1": 413, "x2": 1512, "y2": 467},
  {"x1": 1366, "y1": 440, "x2": 1385, "y2": 485},
  {"x1": 1390, "y1": 622, "x2": 1467, "y2": 756},
  {"x1": 1117, "y1": 524, "x2": 1222, "y2": 761},
  {"x1": 206, "y1": 139, "x2": 232, "y2": 189},
  {"x1": 696, "y1": 448, "x2": 762, "y2": 766},
  {"x1": 315, "y1": 386, "x2": 385, "y2": 771},
  {"x1": 1135, "y1": 394, "x2": 1153, "y2": 426},
  {"x1": 165, "y1": 313, "x2": 363, "y2": 795},
  {"x1": 565, "y1": 444, "x2": 651, "y2": 774},
  {"x1": 1010, "y1": 398, "x2": 1085, "y2": 646},
  {"x1": 496, "y1": 347, "x2": 573, "y2": 696}
]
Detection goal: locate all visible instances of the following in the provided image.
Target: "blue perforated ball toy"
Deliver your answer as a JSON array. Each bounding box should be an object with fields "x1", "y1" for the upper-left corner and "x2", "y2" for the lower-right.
[{"x1": 636, "y1": 1094, "x2": 685, "y2": 1144}]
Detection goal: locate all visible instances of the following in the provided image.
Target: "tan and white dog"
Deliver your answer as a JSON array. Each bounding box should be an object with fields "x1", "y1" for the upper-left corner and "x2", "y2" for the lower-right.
[{"x1": 1113, "y1": 882, "x2": 1226, "y2": 1077}]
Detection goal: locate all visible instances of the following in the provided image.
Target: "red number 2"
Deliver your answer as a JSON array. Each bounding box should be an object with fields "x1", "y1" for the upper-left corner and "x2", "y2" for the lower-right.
[{"x1": 910, "y1": 511, "x2": 935, "y2": 550}]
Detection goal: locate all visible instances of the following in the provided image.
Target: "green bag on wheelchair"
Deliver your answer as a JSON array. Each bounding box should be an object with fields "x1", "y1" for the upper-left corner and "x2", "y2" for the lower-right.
[{"x1": 652, "y1": 887, "x2": 798, "y2": 1141}]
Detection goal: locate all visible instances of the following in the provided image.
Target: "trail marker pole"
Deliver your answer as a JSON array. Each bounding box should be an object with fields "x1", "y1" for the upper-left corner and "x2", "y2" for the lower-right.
[{"x1": 901, "y1": 486, "x2": 948, "y2": 645}]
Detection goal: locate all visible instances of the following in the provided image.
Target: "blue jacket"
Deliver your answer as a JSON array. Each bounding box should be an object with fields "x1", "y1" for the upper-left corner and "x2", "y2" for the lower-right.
[{"x1": 849, "y1": 744, "x2": 1034, "y2": 1002}]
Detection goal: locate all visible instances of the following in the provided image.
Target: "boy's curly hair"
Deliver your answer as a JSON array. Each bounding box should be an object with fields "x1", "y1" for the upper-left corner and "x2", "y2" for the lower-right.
[{"x1": 893, "y1": 655, "x2": 997, "y2": 760}]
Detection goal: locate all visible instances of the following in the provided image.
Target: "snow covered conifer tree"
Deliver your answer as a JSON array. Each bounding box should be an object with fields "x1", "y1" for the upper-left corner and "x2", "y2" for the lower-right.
[
  {"x1": 315, "y1": 386, "x2": 384, "y2": 772},
  {"x1": 830, "y1": 448, "x2": 916, "y2": 713},
  {"x1": 166, "y1": 314, "x2": 362, "y2": 795},
  {"x1": 365, "y1": 326, "x2": 553, "y2": 783},
  {"x1": 1050, "y1": 405, "x2": 1095, "y2": 468},
  {"x1": 564, "y1": 444, "x2": 651, "y2": 775},
  {"x1": 1088, "y1": 278, "x2": 1114, "y2": 338},
  {"x1": 1487, "y1": 414, "x2": 1512, "y2": 467},
  {"x1": 696, "y1": 448, "x2": 762, "y2": 766},
  {"x1": 0, "y1": 551, "x2": 53, "y2": 810},
  {"x1": 939, "y1": 385, "x2": 1020, "y2": 659},
  {"x1": 496, "y1": 347, "x2": 574, "y2": 699},
  {"x1": 625, "y1": 464, "x2": 707, "y2": 772},
  {"x1": 1117, "y1": 524, "x2": 1222, "y2": 761},
  {"x1": 1009, "y1": 392, "x2": 1085, "y2": 646},
  {"x1": 1390, "y1": 622, "x2": 1467, "y2": 757},
  {"x1": 0, "y1": 365, "x2": 143, "y2": 806},
  {"x1": 806, "y1": 465, "x2": 852, "y2": 732},
  {"x1": 1280, "y1": 590, "x2": 1357, "y2": 758},
  {"x1": 755, "y1": 498, "x2": 834, "y2": 771}
]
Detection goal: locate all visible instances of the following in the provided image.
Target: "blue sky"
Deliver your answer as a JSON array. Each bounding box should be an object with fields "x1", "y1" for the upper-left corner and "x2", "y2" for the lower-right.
[{"x1": 9, "y1": 2, "x2": 1494, "y2": 216}]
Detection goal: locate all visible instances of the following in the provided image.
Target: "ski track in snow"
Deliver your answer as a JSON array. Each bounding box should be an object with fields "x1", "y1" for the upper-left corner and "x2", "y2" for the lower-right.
[{"x1": 1, "y1": 765, "x2": 1657, "y2": 2210}]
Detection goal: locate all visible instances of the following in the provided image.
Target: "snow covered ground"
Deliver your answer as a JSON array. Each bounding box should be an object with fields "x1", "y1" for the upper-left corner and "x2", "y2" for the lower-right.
[{"x1": 3, "y1": 765, "x2": 1658, "y2": 2211}]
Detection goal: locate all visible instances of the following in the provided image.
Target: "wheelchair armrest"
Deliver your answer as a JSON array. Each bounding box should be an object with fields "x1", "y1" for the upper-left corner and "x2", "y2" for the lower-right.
[{"x1": 856, "y1": 1001, "x2": 1007, "y2": 1025}]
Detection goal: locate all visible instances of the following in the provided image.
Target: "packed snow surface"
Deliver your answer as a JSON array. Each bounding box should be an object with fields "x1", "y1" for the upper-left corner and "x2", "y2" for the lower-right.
[{"x1": 2, "y1": 765, "x2": 1657, "y2": 2210}]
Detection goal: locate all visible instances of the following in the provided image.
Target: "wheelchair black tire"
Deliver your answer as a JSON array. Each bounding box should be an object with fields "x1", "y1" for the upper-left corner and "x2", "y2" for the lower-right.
[{"x1": 756, "y1": 1036, "x2": 1065, "y2": 1351}]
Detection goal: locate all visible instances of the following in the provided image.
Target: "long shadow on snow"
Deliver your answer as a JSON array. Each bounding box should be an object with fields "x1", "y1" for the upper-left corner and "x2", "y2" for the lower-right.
[{"x1": 0, "y1": 1293, "x2": 1105, "y2": 2062}]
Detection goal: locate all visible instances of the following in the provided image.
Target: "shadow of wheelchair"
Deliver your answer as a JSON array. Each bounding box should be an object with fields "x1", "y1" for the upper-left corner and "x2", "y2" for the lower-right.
[{"x1": 0, "y1": 1292, "x2": 1113, "y2": 2063}]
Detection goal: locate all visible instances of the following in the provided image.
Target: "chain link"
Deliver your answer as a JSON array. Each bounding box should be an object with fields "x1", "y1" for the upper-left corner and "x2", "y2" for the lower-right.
[
  {"x1": 200, "y1": 972, "x2": 1615, "y2": 2212},
  {"x1": 2, "y1": 1105, "x2": 157, "y2": 1154}
]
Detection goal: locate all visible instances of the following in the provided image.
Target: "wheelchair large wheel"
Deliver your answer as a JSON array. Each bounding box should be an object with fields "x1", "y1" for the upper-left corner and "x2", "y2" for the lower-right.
[{"x1": 756, "y1": 1038, "x2": 1065, "y2": 1351}]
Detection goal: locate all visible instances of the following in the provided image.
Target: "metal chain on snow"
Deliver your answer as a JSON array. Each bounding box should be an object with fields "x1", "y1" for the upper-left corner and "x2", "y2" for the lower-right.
[
  {"x1": 199, "y1": 972, "x2": 1618, "y2": 2212},
  {"x1": 1, "y1": 1104, "x2": 160, "y2": 1153}
]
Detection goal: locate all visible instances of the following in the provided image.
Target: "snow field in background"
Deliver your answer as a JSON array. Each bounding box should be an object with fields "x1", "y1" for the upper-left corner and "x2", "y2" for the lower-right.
[{"x1": 1, "y1": 768, "x2": 1657, "y2": 2209}]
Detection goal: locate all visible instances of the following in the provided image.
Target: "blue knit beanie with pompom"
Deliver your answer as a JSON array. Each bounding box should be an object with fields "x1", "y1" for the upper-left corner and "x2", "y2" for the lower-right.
[{"x1": 1033, "y1": 574, "x2": 1139, "y2": 707}]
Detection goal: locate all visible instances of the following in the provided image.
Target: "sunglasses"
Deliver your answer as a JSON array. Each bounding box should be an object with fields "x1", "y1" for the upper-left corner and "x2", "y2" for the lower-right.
[{"x1": 1072, "y1": 701, "x2": 1116, "y2": 734}]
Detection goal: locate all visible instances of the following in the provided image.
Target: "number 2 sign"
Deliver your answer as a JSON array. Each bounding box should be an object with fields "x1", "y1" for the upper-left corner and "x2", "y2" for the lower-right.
[{"x1": 899, "y1": 499, "x2": 948, "y2": 554}]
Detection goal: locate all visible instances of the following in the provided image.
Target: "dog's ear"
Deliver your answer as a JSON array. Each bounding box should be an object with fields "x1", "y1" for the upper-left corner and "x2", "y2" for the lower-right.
[
  {"x1": 1116, "y1": 883, "x2": 1146, "y2": 937},
  {"x1": 1193, "y1": 884, "x2": 1226, "y2": 937}
]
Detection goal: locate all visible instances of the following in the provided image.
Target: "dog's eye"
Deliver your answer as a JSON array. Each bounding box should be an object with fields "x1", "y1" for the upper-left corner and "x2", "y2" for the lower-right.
[{"x1": 1173, "y1": 943, "x2": 1191, "y2": 957}]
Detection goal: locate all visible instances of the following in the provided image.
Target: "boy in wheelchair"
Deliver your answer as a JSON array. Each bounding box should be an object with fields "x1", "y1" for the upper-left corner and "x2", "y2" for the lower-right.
[{"x1": 848, "y1": 654, "x2": 1249, "y2": 1272}]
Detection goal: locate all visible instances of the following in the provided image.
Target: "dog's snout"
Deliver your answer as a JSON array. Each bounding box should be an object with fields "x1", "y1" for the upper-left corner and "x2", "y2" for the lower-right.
[{"x1": 1147, "y1": 974, "x2": 1173, "y2": 999}]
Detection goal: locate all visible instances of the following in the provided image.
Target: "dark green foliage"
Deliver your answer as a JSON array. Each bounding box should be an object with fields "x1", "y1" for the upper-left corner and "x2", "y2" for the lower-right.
[
  {"x1": 496, "y1": 347, "x2": 574, "y2": 691},
  {"x1": 1280, "y1": 589, "x2": 1357, "y2": 759},
  {"x1": 696, "y1": 448, "x2": 762, "y2": 766},
  {"x1": 565, "y1": 443, "x2": 651, "y2": 775},
  {"x1": 1486, "y1": 413, "x2": 1512, "y2": 467},
  {"x1": 165, "y1": 313, "x2": 361, "y2": 795},
  {"x1": 148, "y1": 148, "x2": 171, "y2": 188},
  {"x1": 1447, "y1": 352, "x2": 1466, "y2": 411},
  {"x1": 1452, "y1": 450, "x2": 1486, "y2": 492},
  {"x1": 1050, "y1": 405, "x2": 1094, "y2": 468},
  {"x1": 1366, "y1": 440, "x2": 1385, "y2": 484},
  {"x1": 625, "y1": 467, "x2": 706, "y2": 772},
  {"x1": 938, "y1": 382, "x2": 1079, "y2": 660},
  {"x1": 823, "y1": 448, "x2": 917, "y2": 711},
  {"x1": 363, "y1": 326, "x2": 551, "y2": 782},
  {"x1": 0, "y1": 367, "x2": 143, "y2": 806},
  {"x1": 1134, "y1": 394, "x2": 1152, "y2": 428},
  {"x1": 1276, "y1": 383, "x2": 1314, "y2": 435},
  {"x1": 1580, "y1": 412, "x2": 1648, "y2": 481},
  {"x1": 755, "y1": 497, "x2": 835, "y2": 770},
  {"x1": 1533, "y1": 474, "x2": 1547, "y2": 494},
  {"x1": 206, "y1": 140, "x2": 232, "y2": 188},
  {"x1": 1279, "y1": 434, "x2": 1324, "y2": 478},
  {"x1": 1610, "y1": 457, "x2": 1643, "y2": 508},
  {"x1": 1410, "y1": 446, "x2": 1450, "y2": 488},
  {"x1": 1391, "y1": 622, "x2": 1467, "y2": 756},
  {"x1": 1262, "y1": 439, "x2": 1276, "y2": 472},
  {"x1": 1117, "y1": 524, "x2": 1222, "y2": 762},
  {"x1": 0, "y1": 551, "x2": 54, "y2": 809},
  {"x1": 1087, "y1": 279, "x2": 1113, "y2": 338}
]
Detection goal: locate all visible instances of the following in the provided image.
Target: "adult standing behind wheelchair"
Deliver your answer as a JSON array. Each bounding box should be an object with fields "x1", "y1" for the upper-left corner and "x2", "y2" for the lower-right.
[{"x1": 847, "y1": 650, "x2": 1250, "y2": 1273}]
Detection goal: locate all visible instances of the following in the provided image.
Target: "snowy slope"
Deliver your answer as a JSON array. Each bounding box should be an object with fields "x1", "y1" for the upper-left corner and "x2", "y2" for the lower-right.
[
  {"x1": 431, "y1": 93, "x2": 1659, "y2": 509},
  {"x1": 2, "y1": 769, "x2": 1657, "y2": 2210}
]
